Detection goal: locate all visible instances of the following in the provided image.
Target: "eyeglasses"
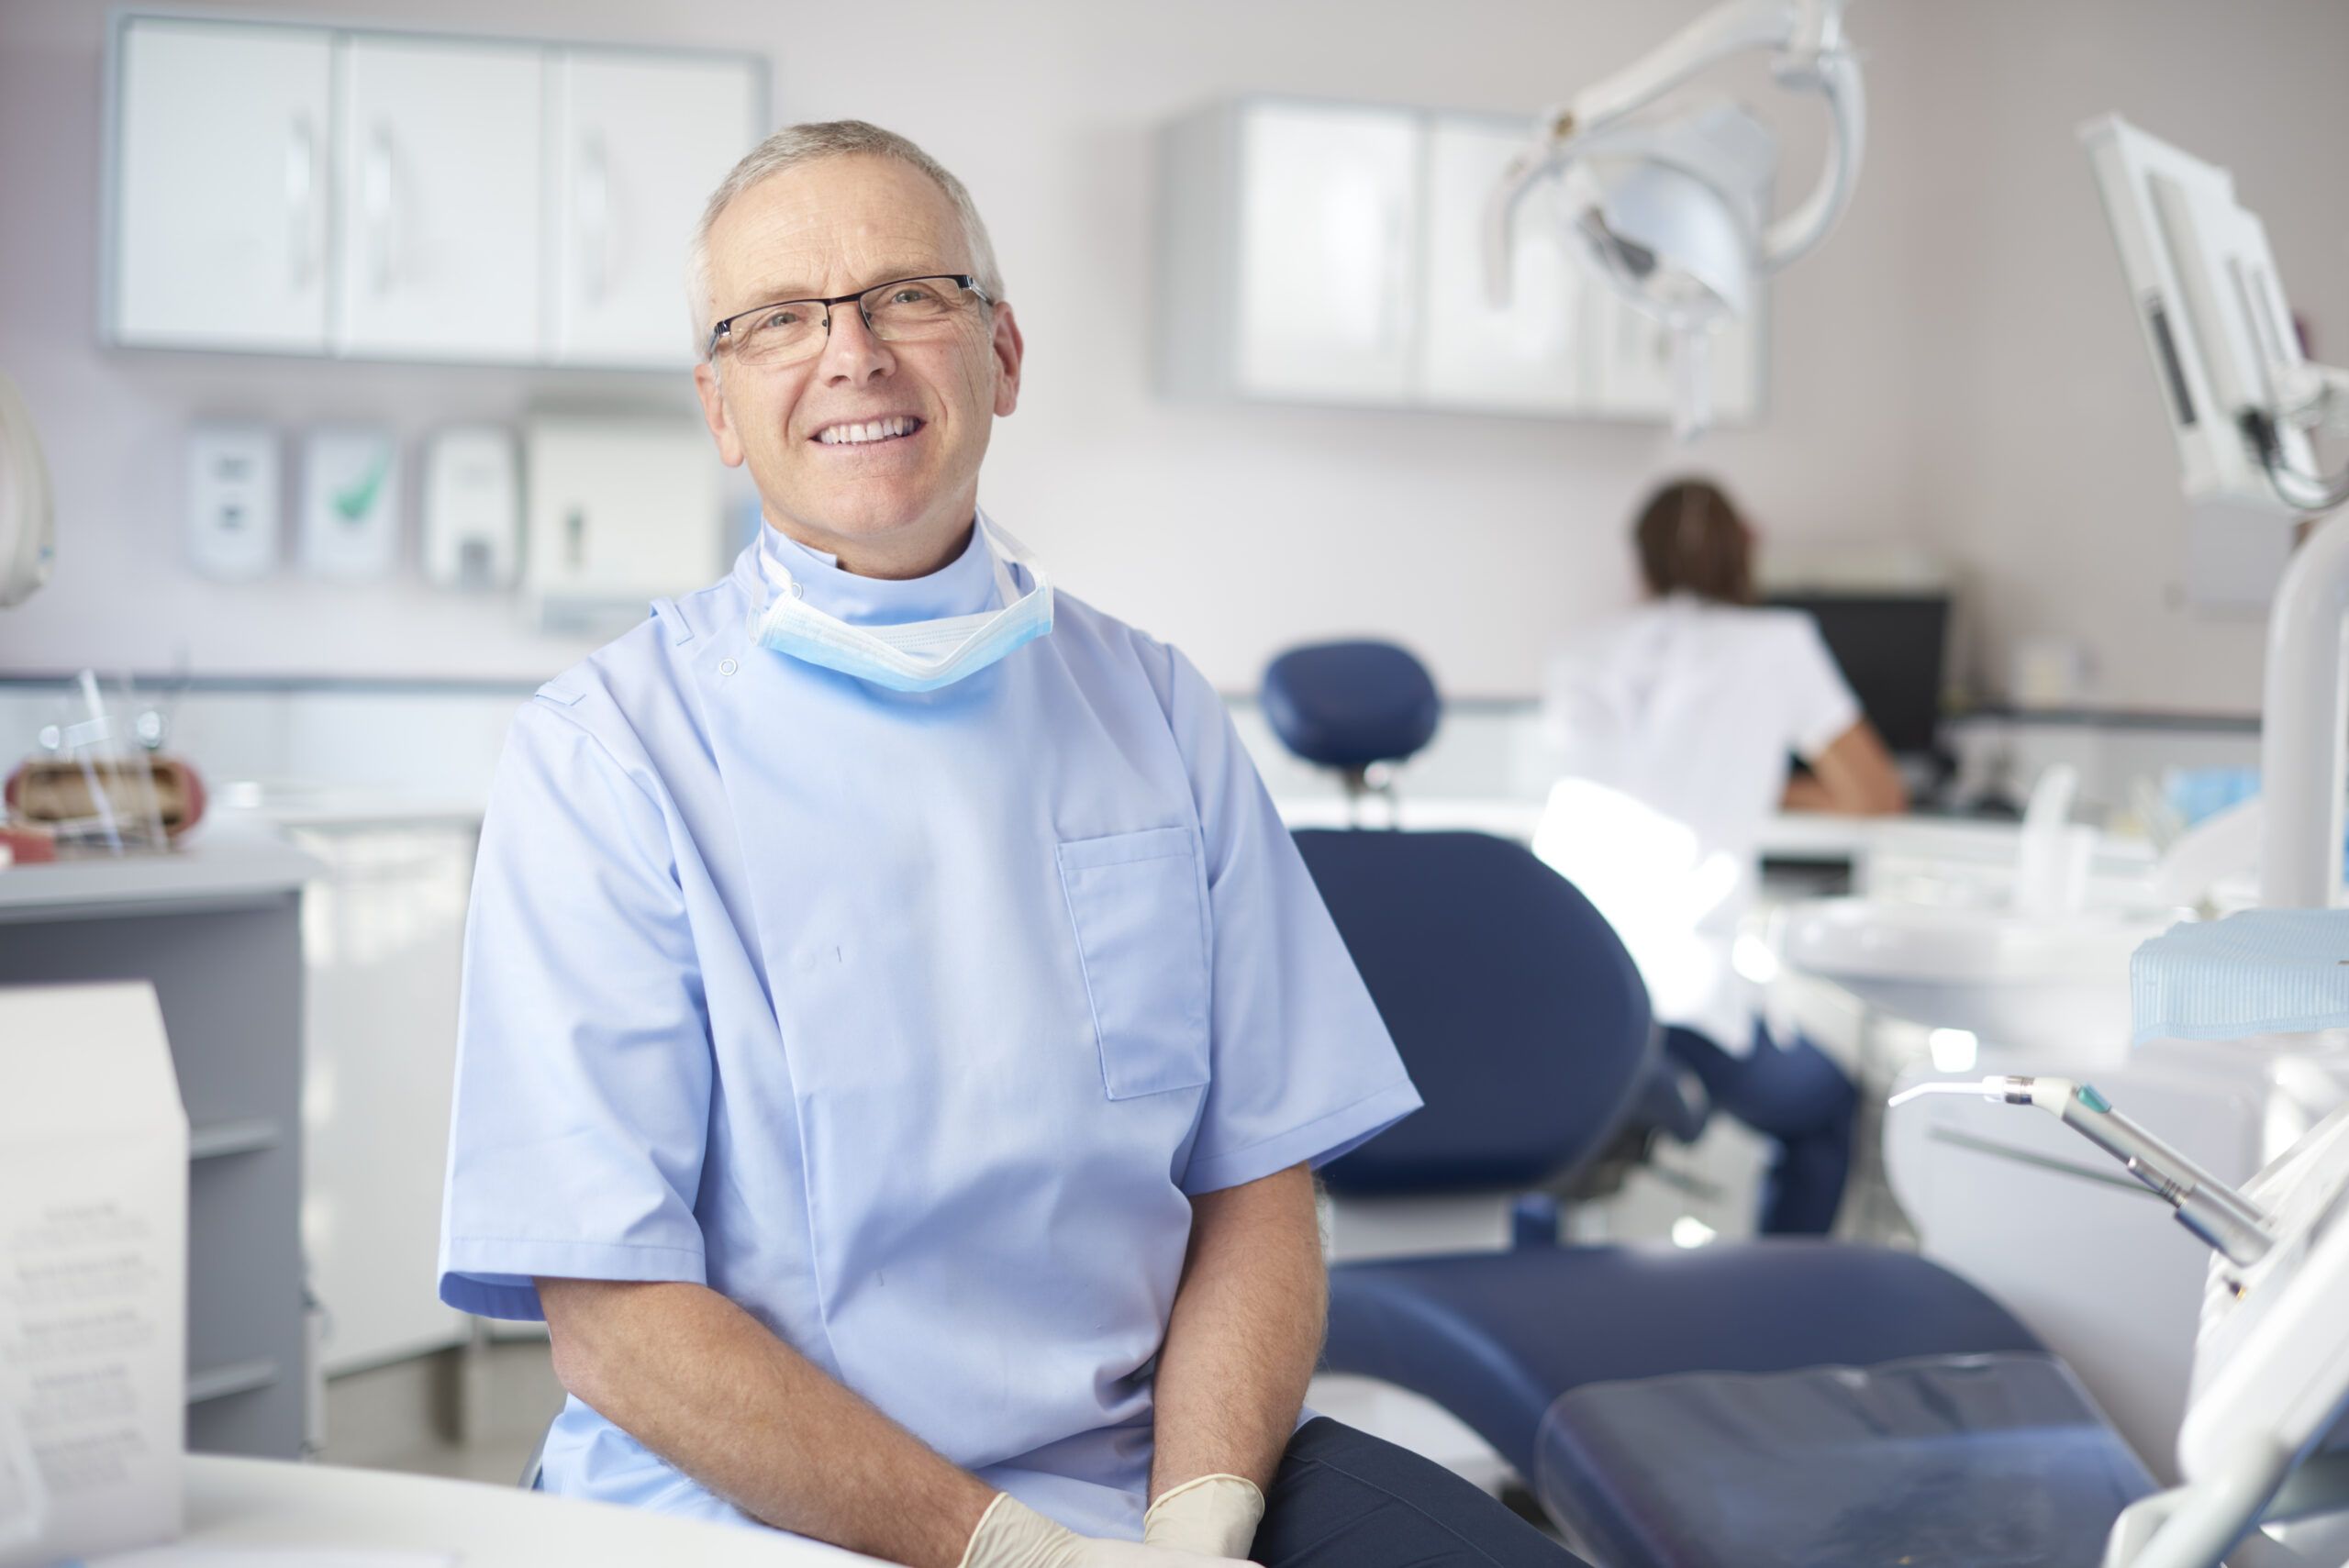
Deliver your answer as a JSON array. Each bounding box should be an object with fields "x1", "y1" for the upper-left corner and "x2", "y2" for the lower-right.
[{"x1": 706, "y1": 273, "x2": 991, "y2": 367}]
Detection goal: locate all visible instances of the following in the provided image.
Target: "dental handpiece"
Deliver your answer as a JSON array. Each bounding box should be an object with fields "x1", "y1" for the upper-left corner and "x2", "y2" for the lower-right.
[{"x1": 1890, "y1": 1076, "x2": 2277, "y2": 1267}]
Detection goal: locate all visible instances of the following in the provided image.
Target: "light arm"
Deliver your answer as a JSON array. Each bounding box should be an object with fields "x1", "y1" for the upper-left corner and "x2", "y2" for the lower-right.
[
  {"x1": 1757, "y1": 45, "x2": 1863, "y2": 272},
  {"x1": 1564, "y1": 0, "x2": 1811, "y2": 133}
]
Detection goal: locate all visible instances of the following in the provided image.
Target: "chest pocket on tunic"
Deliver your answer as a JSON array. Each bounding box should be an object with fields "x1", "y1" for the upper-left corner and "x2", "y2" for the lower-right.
[{"x1": 1055, "y1": 826, "x2": 1213, "y2": 1100}]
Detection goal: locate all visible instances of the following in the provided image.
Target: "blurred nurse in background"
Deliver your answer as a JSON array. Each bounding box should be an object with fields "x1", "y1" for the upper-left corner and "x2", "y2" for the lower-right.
[{"x1": 1537, "y1": 477, "x2": 1905, "y2": 1235}]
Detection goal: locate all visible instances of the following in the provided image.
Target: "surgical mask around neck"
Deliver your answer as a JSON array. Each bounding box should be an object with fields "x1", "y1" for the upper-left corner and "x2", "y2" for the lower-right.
[{"x1": 752, "y1": 514, "x2": 1053, "y2": 692}]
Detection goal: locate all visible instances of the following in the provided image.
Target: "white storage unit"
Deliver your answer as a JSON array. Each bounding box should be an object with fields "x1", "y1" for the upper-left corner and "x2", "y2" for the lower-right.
[
  {"x1": 1230, "y1": 103, "x2": 1422, "y2": 404},
  {"x1": 0, "y1": 843, "x2": 320, "y2": 1460},
  {"x1": 1160, "y1": 96, "x2": 1766, "y2": 425},
  {"x1": 106, "y1": 15, "x2": 766, "y2": 371},
  {"x1": 523, "y1": 415, "x2": 727, "y2": 631},
  {"x1": 548, "y1": 51, "x2": 763, "y2": 368},
  {"x1": 1418, "y1": 117, "x2": 1589, "y2": 413},
  {"x1": 334, "y1": 36, "x2": 543, "y2": 362},
  {"x1": 111, "y1": 19, "x2": 333, "y2": 352},
  {"x1": 282, "y1": 812, "x2": 478, "y2": 1377}
]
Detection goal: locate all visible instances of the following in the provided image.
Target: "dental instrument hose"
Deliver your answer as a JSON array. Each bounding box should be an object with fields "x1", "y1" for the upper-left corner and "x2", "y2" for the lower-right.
[{"x1": 1890, "y1": 1076, "x2": 2277, "y2": 1267}]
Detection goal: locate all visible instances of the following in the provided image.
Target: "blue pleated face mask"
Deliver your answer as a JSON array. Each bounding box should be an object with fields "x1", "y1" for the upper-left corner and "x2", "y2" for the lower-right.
[{"x1": 752, "y1": 515, "x2": 1053, "y2": 692}]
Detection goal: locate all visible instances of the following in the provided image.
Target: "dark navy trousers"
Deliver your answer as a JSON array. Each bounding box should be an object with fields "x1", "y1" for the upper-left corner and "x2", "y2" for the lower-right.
[
  {"x1": 1662, "y1": 1020, "x2": 1858, "y2": 1236},
  {"x1": 1252, "y1": 1418, "x2": 1589, "y2": 1567}
]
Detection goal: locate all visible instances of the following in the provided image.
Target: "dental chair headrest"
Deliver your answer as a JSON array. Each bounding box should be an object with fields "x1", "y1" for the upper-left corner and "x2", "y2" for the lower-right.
[{"x1": 1261, "y1": 640, "x2": 1442, "y2": 771}]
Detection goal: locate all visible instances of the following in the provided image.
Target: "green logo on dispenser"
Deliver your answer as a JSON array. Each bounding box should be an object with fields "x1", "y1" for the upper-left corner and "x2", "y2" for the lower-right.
[{"x1": 333, "y1": 451, "x2": 390, "y2": 524}]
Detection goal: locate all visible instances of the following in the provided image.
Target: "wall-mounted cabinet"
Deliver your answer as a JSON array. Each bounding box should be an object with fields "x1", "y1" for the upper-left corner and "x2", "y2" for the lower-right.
[
  {"x1": 113, "y1": 20, "x2": 335, "y2": 353},
  {"x1": 106, "y1": 15, "x2": 764, "y2": 371},
  {"x1": 1160, "y1": 96, "x2": 1765, "y2": 425},
  {"x1": 548, "y1": 52, "x2": 762, "y2": 367},
  {"x1": 335, "y1": 35, "x2": 545, "y2": 363}
]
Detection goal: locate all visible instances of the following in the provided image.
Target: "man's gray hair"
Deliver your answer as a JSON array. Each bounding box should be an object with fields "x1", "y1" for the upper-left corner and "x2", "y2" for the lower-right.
[{"x1": 686, "y1": 119, "x2": 1004, "y2": 360}]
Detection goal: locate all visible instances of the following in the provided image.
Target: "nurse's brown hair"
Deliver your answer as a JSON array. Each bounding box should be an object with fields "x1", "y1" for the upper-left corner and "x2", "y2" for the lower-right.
[{"x1": 1632, "y1": 477, "x2": 1755, "y2": 606}]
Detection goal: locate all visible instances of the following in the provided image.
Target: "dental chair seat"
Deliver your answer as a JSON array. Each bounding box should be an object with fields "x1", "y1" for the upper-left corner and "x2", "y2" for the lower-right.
[
  {"x1": 1322, "y1": 1238, "x2": 2045, "y2": 1485},
  {"x1": 1538, "y1": 1351, "x2": 2154, "y2": 1568},
  {"x1": 1325, "y1": 1245, "x2": 2160, "y2": 1567}
]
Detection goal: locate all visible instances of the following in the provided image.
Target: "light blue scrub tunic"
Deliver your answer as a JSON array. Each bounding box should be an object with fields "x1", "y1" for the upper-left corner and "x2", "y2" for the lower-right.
[{"x1": 438, "y1": 518, "x2": 1420, "y2": 1548}]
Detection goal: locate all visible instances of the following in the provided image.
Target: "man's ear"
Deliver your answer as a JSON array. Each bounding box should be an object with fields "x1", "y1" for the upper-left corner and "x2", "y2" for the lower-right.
[
  {"x1": 694, "y1": 361, "x2": 747, "y2": 467},
  {"x1": 988, "y1": 303, "x2": 1025, "y2": 418}
]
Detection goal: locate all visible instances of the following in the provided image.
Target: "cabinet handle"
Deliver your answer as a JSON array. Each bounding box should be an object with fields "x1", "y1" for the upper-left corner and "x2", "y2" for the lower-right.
[
  {"x1": 285, "y1": 114, "x2": 317, "y2": 291},
  {"x1": 577, "y1": 134, "x2": 611, "y2": 306},
  {"x1": 363, "y1": 127, "x2": 398, "y2": 295}
]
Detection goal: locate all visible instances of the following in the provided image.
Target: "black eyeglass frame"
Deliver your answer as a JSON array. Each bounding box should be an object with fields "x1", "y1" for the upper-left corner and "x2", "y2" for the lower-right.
[{"x1": 704, "y1": 273, "x2": 992, "y2": 362}]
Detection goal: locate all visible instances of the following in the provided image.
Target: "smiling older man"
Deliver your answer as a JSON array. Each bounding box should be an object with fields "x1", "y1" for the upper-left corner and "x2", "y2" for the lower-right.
[{"x1": 437, "y1": 121, "x2": 1582, "y2": 1568}]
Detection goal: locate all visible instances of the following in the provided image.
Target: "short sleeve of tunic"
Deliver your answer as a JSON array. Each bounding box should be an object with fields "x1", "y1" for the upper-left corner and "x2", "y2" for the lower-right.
[
  {"x1": 436, "y1": 696, "x2": 715, "y2": 1320},
  {"x1": 1153, "y1": 644, "x2": 1421, "y2": 1196},
  {"x1": 1780, "y1": 615, "x2": 1865, "y2": 762}
]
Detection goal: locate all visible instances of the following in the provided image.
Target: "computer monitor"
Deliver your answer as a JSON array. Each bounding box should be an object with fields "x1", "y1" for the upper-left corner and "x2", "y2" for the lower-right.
[{"x1": 1764, "y1": 592, "x2": 1950, "y2": 759}]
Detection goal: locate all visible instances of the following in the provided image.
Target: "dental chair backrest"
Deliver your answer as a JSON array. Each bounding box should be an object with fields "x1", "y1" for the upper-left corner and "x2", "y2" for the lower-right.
[{"x1": 1261, "y1": 639, "x2": 1655, "y2": 1201}]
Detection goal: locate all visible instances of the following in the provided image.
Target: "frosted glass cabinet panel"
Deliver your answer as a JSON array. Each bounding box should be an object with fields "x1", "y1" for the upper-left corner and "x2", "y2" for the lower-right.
[
  {"x1": 334, "y1": 37, "x2": 544, "y2": 361},
  {"x1": 1159, "y1": 95, "x2": 1767, "y2": 425},
  {"x1": 1418, "y1": 118, "x2": 1591, "y2": 413},
  {"x1": 1232, "y1": 104, "x2": 1422, "y2": 403},
  {"x1": 112, "y1": 19, "x2": 333, "y2": 351},
  {"x1": 548, "y1": 52, "x2": 763, "y2": 369}
]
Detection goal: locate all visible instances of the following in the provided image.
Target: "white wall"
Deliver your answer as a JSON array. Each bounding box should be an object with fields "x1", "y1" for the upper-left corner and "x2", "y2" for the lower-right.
[
  {"x1": 1901, "y1": 0, "x2": 2349, "y2": 716},
  {"x1": 0, "y1": 0, "x2": 2343, "y2": 706}
]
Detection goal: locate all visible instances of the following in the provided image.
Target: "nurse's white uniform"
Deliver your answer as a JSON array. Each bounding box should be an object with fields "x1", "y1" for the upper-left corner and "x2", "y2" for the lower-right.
[
  {"x1": 438, "y1": 517, "x2": 1420, "y2": 1548},
  {"x1": 1540, "y1": 594, "x2": 1860, "y2": 1051}
]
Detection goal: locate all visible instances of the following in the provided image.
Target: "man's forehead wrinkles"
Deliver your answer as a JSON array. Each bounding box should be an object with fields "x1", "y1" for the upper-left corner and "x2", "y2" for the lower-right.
[{"x1": 738, "y1": 261, "x2": 952, "y2": 305}]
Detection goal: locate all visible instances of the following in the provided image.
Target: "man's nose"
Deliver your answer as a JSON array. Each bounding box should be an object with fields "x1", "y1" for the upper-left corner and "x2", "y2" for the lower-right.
[{"x1": 817, "y1": 302, "x2": 894, "y2": 384}]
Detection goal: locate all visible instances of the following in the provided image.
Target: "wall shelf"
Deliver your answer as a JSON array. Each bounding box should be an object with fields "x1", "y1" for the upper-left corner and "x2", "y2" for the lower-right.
[
  {"x1": 189, "y1": 1118, "x2": 284, "y2": 1162},
  {"x1": 187, "y1": 1357, "x2": 280, "y2": 1406}
]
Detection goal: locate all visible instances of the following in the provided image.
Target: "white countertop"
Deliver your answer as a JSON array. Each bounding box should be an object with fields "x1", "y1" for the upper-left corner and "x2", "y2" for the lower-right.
[
  {"x1": 100, "y1": 1455, "x2": 879, "y2": 1565},
  {"x1": 1269, "y1": 795, "x2": 2150, "y2": 864},
  {"x1": 0, "y1": 837, "x2": 323, "y2": 918}
]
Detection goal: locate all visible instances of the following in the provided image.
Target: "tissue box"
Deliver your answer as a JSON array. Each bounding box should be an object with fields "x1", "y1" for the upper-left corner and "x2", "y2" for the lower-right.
[{"x1": 0, "y1": 983, "x2": 187, "y2": 1566}]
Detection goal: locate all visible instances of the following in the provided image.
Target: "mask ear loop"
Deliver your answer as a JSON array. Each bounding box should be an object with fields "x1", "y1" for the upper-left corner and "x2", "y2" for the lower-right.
[{"x1": 978, "y1": 516, "x2": 1022, "y2": 609}]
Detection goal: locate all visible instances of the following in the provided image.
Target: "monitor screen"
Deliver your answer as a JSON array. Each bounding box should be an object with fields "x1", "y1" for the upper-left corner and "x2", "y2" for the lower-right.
[{"x1": 1764, "y1": 593, "x2": 1950, "y2": 757}]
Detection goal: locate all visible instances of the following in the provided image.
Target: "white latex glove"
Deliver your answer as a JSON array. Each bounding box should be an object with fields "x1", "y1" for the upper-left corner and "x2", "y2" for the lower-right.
[
  {"x1": 959, "y1": 1492, "x2": 1260, "y2": 1568},
  {"x1": 1141, "y1": 1474, "x2": 1266, "y2": 1561}
]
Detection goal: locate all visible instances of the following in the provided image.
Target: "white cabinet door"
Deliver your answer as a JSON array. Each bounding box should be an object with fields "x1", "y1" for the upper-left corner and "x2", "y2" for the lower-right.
[
  {"x1": 289, "y1": 819, "x2": 474, "y2": 1376},
  {"x1": 113, "y1": 19, "x2": 332, "y2": 351},
  {"x1": 1233, "y1": 103, "x2": 1421, "y2": 403},
  {"x1": 548, "y1": 53, "x2": 761, "y2": 369},
  {"x1": 335, "y1": 37, "x2": 542, "y2": 362},
  {"x1": 1418, "y1": 117, "x2": 1590, "y2": 414}
]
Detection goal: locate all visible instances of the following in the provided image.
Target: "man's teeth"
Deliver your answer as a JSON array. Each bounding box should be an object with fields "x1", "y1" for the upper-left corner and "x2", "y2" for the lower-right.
[{"x1": 818, "y1": 417, "x2": 919, "y2": 446}]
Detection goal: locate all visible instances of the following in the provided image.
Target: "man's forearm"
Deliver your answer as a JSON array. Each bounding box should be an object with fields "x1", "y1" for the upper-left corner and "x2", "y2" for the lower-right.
[
  {"x1": 538, "y1": 1277, "x2": 993, "y2": 1568},
  {"x1": 1148, "y1": 1163, "x2": 1326, "y2": 1498}
]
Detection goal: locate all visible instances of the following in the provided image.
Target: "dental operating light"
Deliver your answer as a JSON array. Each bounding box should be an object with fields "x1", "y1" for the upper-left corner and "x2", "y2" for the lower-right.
[{"x1": 1486, "y1": 0, "x2": 1865, "y2": 438}]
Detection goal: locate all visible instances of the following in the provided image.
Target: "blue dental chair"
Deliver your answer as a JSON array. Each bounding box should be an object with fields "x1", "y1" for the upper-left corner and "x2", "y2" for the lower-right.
[{"x1": 1266, "y1": 639, "x2": 2155, "y2": 1568}]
